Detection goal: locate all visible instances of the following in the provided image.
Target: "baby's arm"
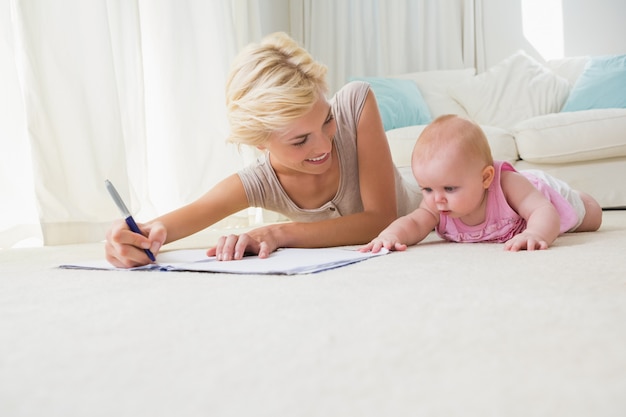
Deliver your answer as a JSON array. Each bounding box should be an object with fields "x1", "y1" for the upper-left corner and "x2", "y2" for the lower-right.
[
  {"x1": 360, "y1": 203, "x2": 439, "y2": 253},
  {"x1": 501, "y1": 171, "x2": 561, "y2": 251}
]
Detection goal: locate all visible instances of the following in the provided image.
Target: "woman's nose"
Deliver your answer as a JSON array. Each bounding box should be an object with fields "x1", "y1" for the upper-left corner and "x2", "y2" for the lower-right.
[{"x1": 312, "y1": 131, "x2": 332, "y2": 151}]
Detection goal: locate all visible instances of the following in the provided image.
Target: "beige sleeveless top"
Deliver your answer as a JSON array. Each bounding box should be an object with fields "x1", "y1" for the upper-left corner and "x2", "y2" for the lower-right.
[{"x1": 237, "y1": 81, "x2": 421, "y2": 222}]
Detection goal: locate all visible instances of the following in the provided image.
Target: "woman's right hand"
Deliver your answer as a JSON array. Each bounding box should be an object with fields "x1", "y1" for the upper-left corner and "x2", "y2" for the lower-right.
[{"x1": 105, "y1": 219, "x2": 166, "y2": 268}]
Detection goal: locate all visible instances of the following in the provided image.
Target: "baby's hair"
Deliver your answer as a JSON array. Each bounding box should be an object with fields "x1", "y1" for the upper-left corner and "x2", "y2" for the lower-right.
[
  {"x1": 412, "y1": 114, "x2": 494, "y2": 168},
  {"x1": 225, "y1": 32, "x2": 329, "y2": 147}
]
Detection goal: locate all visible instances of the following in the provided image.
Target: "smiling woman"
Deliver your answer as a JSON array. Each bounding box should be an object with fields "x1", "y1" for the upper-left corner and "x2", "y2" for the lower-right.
[{"x1": 104, "y1": 31, "x2": 422, "y2": 268}]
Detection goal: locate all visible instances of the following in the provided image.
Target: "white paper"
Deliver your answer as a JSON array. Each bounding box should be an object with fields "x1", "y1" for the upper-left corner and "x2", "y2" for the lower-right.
[{"x1": 59, "y1": 247, "x2": 389, "y2": 275}]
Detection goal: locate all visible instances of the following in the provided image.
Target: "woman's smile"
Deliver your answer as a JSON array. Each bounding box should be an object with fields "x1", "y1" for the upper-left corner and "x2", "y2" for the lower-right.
[{"x1": 306, "y1": 152, "x2": 330, "y2": 164}]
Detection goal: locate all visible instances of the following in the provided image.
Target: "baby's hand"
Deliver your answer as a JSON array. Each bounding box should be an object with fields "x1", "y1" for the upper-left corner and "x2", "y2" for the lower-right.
[
  {"x1": 504, "y1": 231, "x2": 550, "y2": 252},
  {"x1": 359, "y1": 234, "x2": 407, "y2": 253}
]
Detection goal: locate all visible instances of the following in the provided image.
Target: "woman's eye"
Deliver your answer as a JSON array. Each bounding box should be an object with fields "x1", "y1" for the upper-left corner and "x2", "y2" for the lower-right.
[
  {"x1": 324, "y1": 114, "x2": 334, "y2": 124},
  {"x1": 293, "y1": 137, "x2": 308, "y2": 147}
]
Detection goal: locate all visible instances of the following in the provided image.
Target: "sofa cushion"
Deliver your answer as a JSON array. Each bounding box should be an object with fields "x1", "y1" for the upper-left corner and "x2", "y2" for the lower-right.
[
  {"x1": 448, "y1": 50, "x2": 570, "y2": 128},
  {"x1": 385, "y1": 125, "x2": 424, "y2": 167},
  {"x1": 349, "y1": 77, "x2": 432, "y2": 131},
  {"x1": 561, "y1": 54, "x2": 626, "y2": 112},
  {"x1": 546, "y1": 56, "x2": 590, "y2": 86},
  {"x1": 386, "y1": 124, "x2": 519, "y2": 167},
  {"x1": 513, "y1": 109, "x2": 626, "y2": 163},
  {"x1": 389, "y1": 68, "x2": 475, "y2": 118}
]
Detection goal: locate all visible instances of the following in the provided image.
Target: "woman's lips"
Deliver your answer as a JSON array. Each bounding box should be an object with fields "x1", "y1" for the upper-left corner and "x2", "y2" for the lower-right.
[{"x1": 306, "y1": 152, "x2": 330, "y2": 164}]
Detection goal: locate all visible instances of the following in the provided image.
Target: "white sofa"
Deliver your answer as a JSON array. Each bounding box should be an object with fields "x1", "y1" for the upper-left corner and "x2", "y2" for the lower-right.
[{"x1": 378, "y1": 51, "x2": 626, "y2": 208}]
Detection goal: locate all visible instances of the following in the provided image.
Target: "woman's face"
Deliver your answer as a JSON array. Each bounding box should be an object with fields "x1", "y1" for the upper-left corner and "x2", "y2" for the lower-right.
[{"x1": 260, "y1": 97, "x2": 337, "y2": 176}]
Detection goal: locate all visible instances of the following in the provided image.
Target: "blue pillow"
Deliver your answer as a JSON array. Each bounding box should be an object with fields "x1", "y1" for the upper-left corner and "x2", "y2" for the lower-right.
[
  {"x1": 349, "y1": 77, "x2": 432, "y2": 130},
  {"x1": 561, "y1": 54, "x2": 626, "y2": 112}
]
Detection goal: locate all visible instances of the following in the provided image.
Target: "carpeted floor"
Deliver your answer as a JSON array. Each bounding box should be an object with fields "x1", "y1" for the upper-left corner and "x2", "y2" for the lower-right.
[{"x1": 1, "y1": 210, "x2": 625, "y2": 417}]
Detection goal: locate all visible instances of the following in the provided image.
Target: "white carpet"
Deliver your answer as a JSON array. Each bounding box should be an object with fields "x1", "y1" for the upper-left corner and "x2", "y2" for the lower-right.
[{"x1": 1, "y1": 210, "x2": 626, "y2": 417}]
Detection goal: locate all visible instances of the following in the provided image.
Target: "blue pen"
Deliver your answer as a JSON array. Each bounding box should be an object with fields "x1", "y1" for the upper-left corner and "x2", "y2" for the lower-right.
[{"x1": 105, "y1": 179, "x2": 156, "y2": 261}]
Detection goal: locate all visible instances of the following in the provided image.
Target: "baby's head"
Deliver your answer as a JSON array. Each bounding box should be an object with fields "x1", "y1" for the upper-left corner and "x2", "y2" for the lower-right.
[
  {"x1": 225, "y1": 32, "x2": 329, "y2": 147},
  {"x1": 411, "y1": 115, "x2": 496, "y2": 216},
  {"x1": 412, "y1": 114, "x2": 493, "y2": 171}
]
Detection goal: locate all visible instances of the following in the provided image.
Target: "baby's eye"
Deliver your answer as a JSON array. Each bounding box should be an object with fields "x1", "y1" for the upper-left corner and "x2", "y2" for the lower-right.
[
  {"x1": 444, "y1": 186, "x2": 457, "y2": 192},
  {"x1": 421, "y1": 187, "x2": 433, "y2": 193}
]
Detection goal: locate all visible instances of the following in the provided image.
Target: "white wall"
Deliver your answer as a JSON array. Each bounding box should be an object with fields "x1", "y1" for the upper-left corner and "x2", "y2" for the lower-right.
[
  {"x1": 482, "y1": 0, "x2": 626, "y2": 67},
  {"x1": 253, "y1": 0, "x2": 626, "y2": 71},
  {"x1": 562, "y1": 0, "x2": 626, "y2": 56}
]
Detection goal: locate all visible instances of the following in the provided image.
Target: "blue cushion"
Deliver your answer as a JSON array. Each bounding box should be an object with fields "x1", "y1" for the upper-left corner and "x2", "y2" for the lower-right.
[
  {"x1": 349, "y1": 77, "x2": 432, "y2": 130},
  {"x1": 561, "y1": 54, "x2": 626, "y2": 112}
]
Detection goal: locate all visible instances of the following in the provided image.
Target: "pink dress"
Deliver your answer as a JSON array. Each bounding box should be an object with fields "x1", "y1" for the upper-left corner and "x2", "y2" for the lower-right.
[{"x1": 436, "y1": 161, "x2": 579, "y2": 243}]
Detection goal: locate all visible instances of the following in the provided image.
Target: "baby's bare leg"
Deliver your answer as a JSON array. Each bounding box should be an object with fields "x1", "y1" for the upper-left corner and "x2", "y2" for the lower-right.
[{"x1": 574, "y1": 191, "x2": 602, "y2": 232}]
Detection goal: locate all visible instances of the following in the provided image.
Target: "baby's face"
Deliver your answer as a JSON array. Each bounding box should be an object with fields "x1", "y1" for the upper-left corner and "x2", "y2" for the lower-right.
[{"x1": 413, "y1": 155, "x2": 490, "y2": 225}]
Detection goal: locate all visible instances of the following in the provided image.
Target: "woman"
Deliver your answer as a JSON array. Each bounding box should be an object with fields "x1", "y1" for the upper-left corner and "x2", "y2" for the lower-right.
[{"x1": 105, "y1": 32, "x2": 421, "y2": 267}]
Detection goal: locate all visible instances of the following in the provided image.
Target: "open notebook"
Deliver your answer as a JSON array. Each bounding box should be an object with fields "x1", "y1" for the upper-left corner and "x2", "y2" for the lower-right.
[{"x1": 59, "y1": 247, "x2": 389, "y2": 275}]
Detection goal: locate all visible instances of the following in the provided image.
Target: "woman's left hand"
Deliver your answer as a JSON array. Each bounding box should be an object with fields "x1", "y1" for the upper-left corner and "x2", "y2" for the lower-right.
[{"x1": 206, "y1": 225, "x2": 279, "y2": 261}]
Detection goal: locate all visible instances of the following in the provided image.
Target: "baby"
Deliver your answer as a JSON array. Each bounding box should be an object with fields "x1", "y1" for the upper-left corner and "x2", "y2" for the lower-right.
[{"x1": 362, "y1": 115, "x2": 602, "y2": 252}]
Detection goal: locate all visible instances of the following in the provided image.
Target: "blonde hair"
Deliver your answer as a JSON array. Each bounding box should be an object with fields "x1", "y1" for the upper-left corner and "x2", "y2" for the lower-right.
[
  {"x1": 412, "y1": 114, "x2": 494, "y2": 168},
  {"x1": 225, "y1": 32, "x2": 329, "y2": 147}
]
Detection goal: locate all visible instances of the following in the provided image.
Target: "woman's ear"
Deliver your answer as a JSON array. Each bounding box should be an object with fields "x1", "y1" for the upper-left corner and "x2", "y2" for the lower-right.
[{"x1": 482, "y1": 165, "x2": 495, "y2": 189}]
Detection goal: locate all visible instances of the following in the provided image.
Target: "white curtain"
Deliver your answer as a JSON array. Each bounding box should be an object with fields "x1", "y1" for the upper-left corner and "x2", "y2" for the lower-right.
[
  {"x1": 1, "y1": 0, "x2": 255, "y2": 248},
  {"x1": 291, "y1": 0, "x2": 484, "y2": 94},
  {"x1": 1, "y1": 0, "x2": 482, "y2": 248},
  {"x1": 0, "y1": 0, "x2": 39, "y2": 248}
]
